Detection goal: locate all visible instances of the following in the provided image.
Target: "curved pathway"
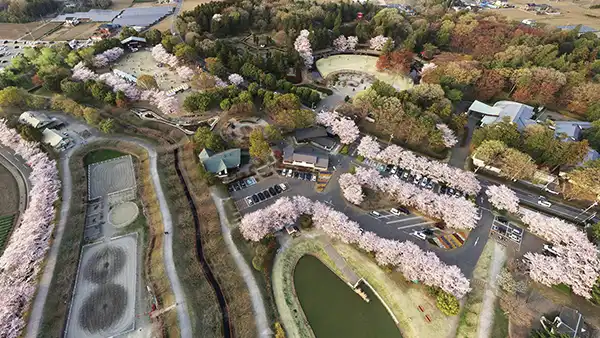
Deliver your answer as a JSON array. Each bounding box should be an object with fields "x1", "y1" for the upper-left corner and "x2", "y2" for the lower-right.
[
  {"x1": 210, "y1": 189, "x2": 271, "y2": 337},
  {"x1": 26, "y1": 131, "x2": 193, "y2": 338}
]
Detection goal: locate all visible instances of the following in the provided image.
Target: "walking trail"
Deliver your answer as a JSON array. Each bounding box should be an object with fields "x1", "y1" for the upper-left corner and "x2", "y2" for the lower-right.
[
  {"x1": 26, "y1": 134, "x2": 193, "y2": 338},
  {"x1": 478, "y1": 241, "x2": 507, "y2": 338},
  {"x1": 210, "y1": 188, "x2": 272, "y2": 337}
]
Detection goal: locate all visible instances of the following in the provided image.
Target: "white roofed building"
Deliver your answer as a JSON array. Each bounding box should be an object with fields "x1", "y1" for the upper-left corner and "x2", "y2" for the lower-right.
[
  {"x1": 19, "y1": 111, "x2": 52, "y2": 129},
  {"x1": 41, "y1": 128, "x2": 68, "y2": 148}
]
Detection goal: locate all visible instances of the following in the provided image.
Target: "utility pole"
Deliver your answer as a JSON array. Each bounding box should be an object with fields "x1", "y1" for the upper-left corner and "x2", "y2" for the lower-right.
[{"x1": 574, "y1": 201, "x2": 598, "y2": 220}]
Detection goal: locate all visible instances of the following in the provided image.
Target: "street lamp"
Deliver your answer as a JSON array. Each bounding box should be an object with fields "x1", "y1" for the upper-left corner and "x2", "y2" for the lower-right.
[{"x1": 574, "y1": 201, "x2": 598, "y2": 221}]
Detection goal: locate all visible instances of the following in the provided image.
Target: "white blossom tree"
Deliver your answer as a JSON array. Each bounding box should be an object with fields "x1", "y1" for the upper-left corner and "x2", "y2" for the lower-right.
[
  {"x1": 347, "y1": 36, "x2": 358, "y2": 51},
  {"x1": 176, "y1": 66, "x2": 195, "y2": 81},
  {"x1": 228, "y1": 73, "x2": 244, "y2": 86},
  {"x1": 370, "y1": 35, "x2": 392, "y2": 51},
  {"x1": 294, "y1": 29, "x2": 313, "y2": 68},
  {"x1": 316, "y1": 111, "x2": 359, "y2": 144},
  {"x1": 376, "y1": 144, "x2": 404, "y2": 165},
  {"x1": 152, "y1": 44, "x2": 179, "y2": 67},
  {"x1": 486, "y1": 185, "x2": 519, "y2": 214},
  {"x1": 421, "y1": 62, "x2": 437, "y2": 75},
  {"x1": 141, "y1": 89, "x2": 178, "y2": 115},
  {"x1": 357, "y1": 135, "x2": 381, "y2": 159},
  {"x1": 0, "y1": 120, "x2": 60, "y2": 338},
  {"x1": 436, "y1": 123, "x2": 458, "y2": 148},
  {"x1": 339, "y1": 173, "x2": 364, "y2": 205},
  {"x1": 98, "y1": 72, "x2": 141, "y2": 100},
  {"x1": 333, "y1": 35, "x2": 349, "y2": 52},
  {"x1": 93, "y1": 47, "x2": 124, "y2": 68},
  {"x1": 72, "y1": 62, "x2": 97, "y2": 81}
]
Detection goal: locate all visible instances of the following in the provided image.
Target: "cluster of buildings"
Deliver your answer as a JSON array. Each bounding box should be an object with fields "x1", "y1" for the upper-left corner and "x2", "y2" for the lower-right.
[{"x1": 18, "y1": 111, "x2": 71, "y2": 150}]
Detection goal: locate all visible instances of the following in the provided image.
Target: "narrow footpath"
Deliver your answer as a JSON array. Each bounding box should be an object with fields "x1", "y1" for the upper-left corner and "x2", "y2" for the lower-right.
[
  {"x1": 210, "y1": 188, "x2": 272, "y2": 338},
  {"x1": 478, "y1": 241, "x2": 507, "y2": 338}
]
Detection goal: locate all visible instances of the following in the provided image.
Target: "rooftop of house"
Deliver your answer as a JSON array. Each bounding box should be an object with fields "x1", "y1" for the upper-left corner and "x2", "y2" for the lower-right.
[
  {"x1": 41, "y1": 128, "x2": 65, "y2": 147},
  {"x1": 471, "y1": 100, "x2": 536, "y2": 130},
  {"x1": 199, "y1": 148, "x2": 241, "y2": 174},
  {"x1": 283, "y1": 145, "x2": 329, "y2": 168},
  {"x1": 294, "y1": 126, "x2": 328, "y2": 142},
  {"x1": 19, "y1": 111, "x2": 51, "y2": 128},
  {"x1": 557, "y1": 25, "x2": 599, "y2": 34},
  {"x1": 552, "y1": 121, "x2": 592, "y2": 140},
  {"x1": 120, "y1": 36, "x2": 146, "y2": 44}
]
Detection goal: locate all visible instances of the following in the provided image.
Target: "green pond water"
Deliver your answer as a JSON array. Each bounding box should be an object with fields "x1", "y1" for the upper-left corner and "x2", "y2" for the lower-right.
[{"x1": 293, "y1": 255, "x2": 402, "y2": 338}]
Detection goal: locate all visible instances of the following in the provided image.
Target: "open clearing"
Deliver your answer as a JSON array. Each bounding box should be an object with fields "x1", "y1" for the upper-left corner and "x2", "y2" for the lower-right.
[
  {"x1": 114, "y1": 49, "x2": 189, "y2": 91},
  {"x1": 316, "y1": 55, "x2": 414, "y2": 91},
  {"x1": 0, "y1": 163, "x2": 18, "y2": 216},
  {"x1": 84, "y1": 149, "x2": 126, "y2": 166},
  {"x1": 111, "y1": 0, "x2": 134, "y2": 10},
  {"x1": 66, "y1": 234, "x2": 138, "y2": 338},
  {"x1": 43, "y1": 23, "x2": 101, "y2": 41},
  {"x1": 149, "y1": 15, "x2": 172, "y2": 31},
  {"x1": 492, "y1": 0, "x2": 600, "y2": 30},
  {"x1": 0, "y1": 22, "x2": 42, "y2": 40},
  {"x1": 108, "y1": 201, "x2": 139, "y2": 228},
  {"x1": 181, "y1": 0, "x2": 215, "y2": 12}
]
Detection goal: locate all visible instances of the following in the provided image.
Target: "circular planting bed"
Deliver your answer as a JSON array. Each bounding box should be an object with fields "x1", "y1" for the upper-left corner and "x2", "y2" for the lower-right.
[{"x1": 108, "y1": 202, "x2": 139, "y2": 228}]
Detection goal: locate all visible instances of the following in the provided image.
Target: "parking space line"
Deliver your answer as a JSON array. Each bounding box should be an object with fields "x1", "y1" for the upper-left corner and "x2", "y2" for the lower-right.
[
  {"x1": 397, "y1": 221, "x2": 435, "y2": 229},
  {"x1": 386, "y1": 216, "x2": 421, "y2": 224}
]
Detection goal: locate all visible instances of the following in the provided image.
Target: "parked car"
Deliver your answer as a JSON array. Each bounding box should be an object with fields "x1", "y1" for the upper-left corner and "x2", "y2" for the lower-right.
[
  {"x1": 420, "y1": 177, "x2": 429, "y2": 188},
  {"x1": 496, "y1": 216, "x2": 508, "y2": 224},
  {"x1": 370, "y1": 211, "x2": 381, "y2": 217},
  {"x1": 440, "y1": 186, "x2": 447, "y2": 194},
  {"x1": 426, "y1": 180, "x2": 434, "y2": 189},
  {"x1": 413, "y1": 175, "x2": 421, "y2": 184},
  {"x1": 475, "y1": 208, "x2": 482, "y2": 220},
  {"x1": 279, "y1": 183, "x2": 288, "y2": 191},
  {"x1": 401, "y1": 171, "x2": 410, "y2": 180},
  {"x1": 263, "y1": 190, "x2": 271, "y2": 198},
  {"x1": 454, "y1": 190, "x2": 463, "y2": 198},
  {"x1": 240, "y1": 180, "x2": 247, "y2": 188},
  {"x1": 543, "y1": 244, "x2": 561, "y2": 256},
  {"x1": 508, "y1": 233, "x2": 520, "y2": 242},
  {"x1": 390, "y1": 208, "x2": 401, "y2": 216},
  {"x1": 311, "y1": 174, "x2": 317, "y2": 181},
  {"x1": 252, "y1": 195, "x2": 259, "y2": 203},
  {"x1": 274, "y1": 185, "x2": 283, "y2": 194},
  {"x1": 412, "y1": 231, "x2": 427, "y2": 240},
  {"x1": 286, "y1": 170, "x2": 293, "y2": 177},
  {"x1": 281, "y1": 168, "x2": 288, "y2": 176},
  {"x1": 245, "y1": 196, "x2": 254, "y2": 206},
  {"x1": 538, "y1": 196, "x2": 552, "y2": 208},
  {"x1": 269, "y1": 187, "x2": 277, "y2": 196},
  {"x1": 293, "y1": 172, "x2": 300, "y2": 179},
  {"x1": 390, "y1": 166, "x2": 398, "y2": 175},
  {"x1": 257, "y1": 192, "x2": 265, "y2": 201},
  {"x1": 391, "y1": 207, "x2": 409, "y2": 215}
]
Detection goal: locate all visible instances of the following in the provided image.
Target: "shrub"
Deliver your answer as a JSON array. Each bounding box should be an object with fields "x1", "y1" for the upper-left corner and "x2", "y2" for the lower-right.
[
  {"x1": 437, "y1": 291, "x2": 460, "y2": 316},
  {"x1": 357, "y1": 155, "x2": 364, "y2": 162},
  {"x1": 274, "y1": 322, "x2": 285, "y2": 338}
]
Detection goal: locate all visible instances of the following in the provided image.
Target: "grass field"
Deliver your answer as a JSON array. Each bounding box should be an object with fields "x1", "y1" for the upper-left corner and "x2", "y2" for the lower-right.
[
  {"x1": 491, "y1": 302, "x2": 509, "y2": 338},
  {"x1": 316, "y1": 55, "x2": 414, "y2": 90},
  {"x1": 0, "y1": 163, "x2": 19, "y2": 216},
  {"x1": 491, "y1": 0, "x2": 600, "y2": 30},
  {"x1": 0, "y1": 214, "x2": 15, "y2": 254},
  {"x1": 84, "y1": 149, "x2": 127, "y2": 166}
]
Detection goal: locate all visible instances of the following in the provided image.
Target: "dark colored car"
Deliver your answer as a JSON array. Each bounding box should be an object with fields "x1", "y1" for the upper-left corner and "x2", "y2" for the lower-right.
[
  {"x1": 263, "y1": 190, "x2": 271, "y2": 198},
  {"x1": 306, "y1": 173, "x2": 313, "y2": 181},
  {"x1": 269, "y1": 187, "x2": 277, "y2": 195},
  {"x1": 257, "y1": 192, "x2": 265, "y2": 201},
  {"x1": 397, "y1": 207, "x2": 410, "y2": 215},
  {"x1": 240, "y1": 180, "x2": 247, "y2": 188},
  {"x1": 252, "y1": 195, "x2": 259, "y2": 203},
  {"x1": 293, "y1": 172, "x2": 300, "y2": 179},
  {"x1": 497, "y1": 216, "x2": 509, "y2": 224},
  {"x1": 440, "y1": 186, "x2": 447, "y2": 194},
  {"x1": 274, "y1": 185, "x2": 283, "y2": 194}
]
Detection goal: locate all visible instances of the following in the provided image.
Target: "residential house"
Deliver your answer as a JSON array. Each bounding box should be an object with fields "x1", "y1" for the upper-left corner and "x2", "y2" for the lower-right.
[
  {"x1": 19, "y1": 111, "x2": 52, "y2": 129},
  {"x1": 41, "y1": 128, "x2": 68, "y2": 149},
  {"x1": 293, "y1": 127, "x2": 337, "y2": 151},
  {"x1": 283, "y1": 145, "x2": 329, "y2": 170},
  {"x1": 198, "y1": 148, "x2": 241, "y2": 177},
  {"x1": 468, "y1": 100, "x2": 537, "y2": 130}
]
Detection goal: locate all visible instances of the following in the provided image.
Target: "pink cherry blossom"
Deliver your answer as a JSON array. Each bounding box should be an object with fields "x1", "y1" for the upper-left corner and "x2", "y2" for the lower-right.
[
  {"x1": 0, "y1": 120, "x2": 60, "y2": 338},
  {"x1": 339, "y1": 173, "x2": 364, "y2": 205},
  {"x1": 152, "y1": 44, "x2": 179, "y2": 67},
  {"x1": 176, "y1": 66, "x2": 195, "y2": 81},
  {"x1": 228, "y1": 73, "x2": 244, "y2": 86},
  {"x1": 141, "y1": 89, "x2": 178, "y2": 115},
  {"x1": 98, "y1": 72, "x2": 141, "y2": 100},
  {"x1": 93, "y1": 47, "x2": 124, "y2": 68},
  {"x1": 294, "y1": 29, "x2": 313, "y2": 68},
  {"x1": 72, "y1": 62, "x2": 97, "y2": 81},
  {"x1": 316, "y1": 111, "x2": 359, "y2": 144},
  {"x1": 369, "y1": 35, "x2": 392, "y2": 51},
  {"x1": 357, "y1": 135, "x2": 381, "y2": 159},
  {"x1": 347, "y1": 36, "x2": 358, "y2": 51},
  {"x1": 436, "y1": 123, "x2": 458, "y2": 148},
  {"x1": 486, "y1": 185, "x2": 519, "y2": 214}
]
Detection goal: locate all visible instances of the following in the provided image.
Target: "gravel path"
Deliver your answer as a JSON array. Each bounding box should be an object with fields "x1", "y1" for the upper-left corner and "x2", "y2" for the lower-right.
[
  {"x1": 478, "y1": 241, "x2": 507, "y2": 338},
  {"x1": 210, "y1": 189, "x2": 271, "y2": 338}
]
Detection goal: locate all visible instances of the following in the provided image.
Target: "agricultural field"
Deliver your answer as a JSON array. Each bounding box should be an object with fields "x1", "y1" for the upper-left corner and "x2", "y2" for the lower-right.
[
  {"x1": 0, "y1": 22, "x2": 42, "y2": 40},
  {"x1": 492, "y1": 0, "x2": 600, "y2": 30},
  {"x1": 20, "y1": 22, "x2": 63, "y2": 40},
  {"x1": 111, "y1": 0, "x2": 135, "y2": 10},
  {"x1": 0, "y1": 164, "x2": 18, "y2": 216},
  {"x1": 42, "y1": 23, "x2": 101, "y2": 41}
]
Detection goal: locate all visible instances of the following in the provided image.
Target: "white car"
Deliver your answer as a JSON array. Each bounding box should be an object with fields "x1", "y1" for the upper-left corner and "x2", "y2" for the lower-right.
[
  {"x1": 412, "y1": 231, "x2": 427, "y2": 240},
  {"x1": 279, "y1": 183, "x2": 288, "y2": 191},
  {"x1": 286, "y1": 170, "x2": 293, "y2": 177},
  {"x1": 537, "y1": 197, "x2": 552, "y2": 208},
  {"x1": 370, "y1": 211, "x2": 381, "y2": 217},
  {"x1": 245, "y1": 196, "x2": 254, "y2": 206},
  {"x1": 475, "y1": 208, "x2": 482, "y2": 220},
  {"x1": 543, "y1": 244, "x2": 561, "y2": 256},
  {"x1": 390, "y1": 166, "x2": 397, "y2": 175},
  {"x1": 390, "y1": 208, "x2": 400, "y2": 216},
  {"x1": 281, "y1": 168, "x2": 288, "y2": 176}
]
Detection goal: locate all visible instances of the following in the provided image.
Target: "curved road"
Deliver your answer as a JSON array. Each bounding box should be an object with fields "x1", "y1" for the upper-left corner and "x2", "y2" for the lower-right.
[{"x1": 26, "y1": 127, "x2": 192, "y2": 338}]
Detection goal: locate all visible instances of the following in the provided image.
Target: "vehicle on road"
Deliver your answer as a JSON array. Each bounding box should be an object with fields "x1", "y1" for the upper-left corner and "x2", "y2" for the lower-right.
[
  {"x1": 370, "y1": 211, "x2": 381, "y2": 217},
  {"x1": 538, "y1": 196, "x2": 552, "y2": 207},
  {"x1": 412, "y1": 231, "x2": 427, "y2": 240}
]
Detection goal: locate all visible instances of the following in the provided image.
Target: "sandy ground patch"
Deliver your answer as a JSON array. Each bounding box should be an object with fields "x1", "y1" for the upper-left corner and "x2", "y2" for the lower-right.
[
  {"x1": 181, "y1": 0, "x2": 216, "y2": 12},
  {"x1": 316, "y1": 55, "x2": 414, "y2": 91},
  {"x1": 0, "y1": 164, "x2": 18, "y2": 216},
  {"x1": 21, "y1": 22, "x2": 63, "y2": 40},
  {"x1": 114, "y1": 49, "x2": 190, "y2": 91},
  {"x1": 0, "y1": 22, "x2": 43, "y2": 40},
  {"x1": 66, "y1": 234, "x2": 138, "y2": 338},
  {"x1": 42, "y1": 23, "x2": 101, "y2": 41},
  {"x1": 109, "y1": 202, "x2": 140, "y2": 228},
  {"x1": 490, "y1": 0, "x2": 600, "y2": 30},
  {"x1": 88, "y1": 155, "x2": 136, "y2": 200},
  {"x1": 149, "y1": 15, "x2": 172, "y2": 31},
  {"x1": 111, "y1": 0, "x2": 134, "y2": 10}
]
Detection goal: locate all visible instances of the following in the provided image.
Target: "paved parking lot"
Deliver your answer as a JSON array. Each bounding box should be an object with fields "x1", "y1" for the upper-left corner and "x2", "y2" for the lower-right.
[
  {"x1": 366, "y1": 209, "x2": 435, "y2": 230},
  {"x1": 490, "y1": 215, "x2": 524, "y2": 251}
]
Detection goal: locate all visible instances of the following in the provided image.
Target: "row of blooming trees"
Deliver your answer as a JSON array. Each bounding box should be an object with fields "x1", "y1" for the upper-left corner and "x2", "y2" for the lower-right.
[
  {"x1": 435, "y1": 124, "x2": 458, "y2": 148},
  {"x1": 239, "y1": 195, "x2": 471, "y2": 298},
  {"x1": 340, "y1": 167, "x2": 479, "y2": 230},
  {"x1": 315, "y1": 110, "x2": 360, "y2": 144},
  {"x1": 485, "y1": 184, "x2": 599, "y2": 298},
  {"x1": 356, "y1": 137, "x2": 481, "y2": 195},
  {"x1": 333, "y1": 35, "x2": 359, "y2": 52},
  {"x1": 93, "y1": 47, "x2": 125, "y2": 68},
  {"x1": 0, "y1": 120, "x2": 61, "y2": 338},
  {"x1": 151, "y1": 44, "x2": 195, "y2": 81},
  {"x1": 294, "y1": 29, "x2": 313, "y2": 68}
]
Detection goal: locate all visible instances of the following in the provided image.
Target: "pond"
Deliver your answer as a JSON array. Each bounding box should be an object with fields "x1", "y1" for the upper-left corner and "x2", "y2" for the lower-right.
[
  {"x1": 294, "y1": 255, "x2": 402, "y2": 338},
  {"x1": 315, "y1": 54, "x2": 413, "y2": 91}
]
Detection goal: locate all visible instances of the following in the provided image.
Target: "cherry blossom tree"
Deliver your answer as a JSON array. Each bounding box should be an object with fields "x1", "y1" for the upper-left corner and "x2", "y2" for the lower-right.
[
  {"x1": 421, "y1": 62, "x2": 437, "y2": 76},
  {"x1": 316, "y1": 111, "x2": 359, "y2": 144},
  {"x1": 176, "y1": 66, "x2": 195, "y2": 81},
  {"x1": 214, "y1": 76, "x2": 228, "y2": 87},
  {"x1": 339, "y1": 173, "x2": 364, "y2": 204},
  {"x1": 357, "y1": 135, "x2": 381, "y2": 159},
  {"x1": 93, "y1": 47, "x2": 124, "y2": 68},
  {"x1": 486, "y1": 185, "x2": 519, "y2": 214},
  {"x1": 0, "y1": 120, "x2": 60, "y2": 338},
  {"x1": 294, "y1": 29, "x2": 313, "y2": 68},
  {"x1": 228, "y1": 73, "x2": 244, "y2": 86},
  {"x1": 347, "y1": 36, "x2": 358, "y2": 51},
  {"x1": 72, "y1": 62, "x2": 97, "y2": 81},
  {"x1": 141, "y1": 89, "x2": 178, "y2": 115},
  {"x1": 98, "y1": 72, "x2": 141, "y2": 100},
  {"x1": 376, "y1": 144, "x2": 403, "y2": 165},
  {"x1": 436, "y1": 123, "x2": 458, "y2": 148},
  {"x1": 333, "y1": 35, "x2": 349, "y2": 52},
  {"x1": 520, "y1": 209, "x2": 599, "y2": 298},
  {"x1": 238, "y1": 195, "x2": 471, "y2": 298},
  {"x1": 370, "y1": 35, "x2": 392, "y2": 51},
  {"x1": 152, "y1": 44, "x2": 179, "y2": 67}
]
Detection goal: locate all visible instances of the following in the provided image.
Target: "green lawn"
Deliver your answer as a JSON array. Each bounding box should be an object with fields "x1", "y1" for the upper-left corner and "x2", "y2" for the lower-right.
[
  {"x1": 0, "y1": 214, "x2": 15, "y2": 254},
  {"x1": 491, "y1": 302, "x2": 509, "y2": 338},
  {"x1": 83, "y1": 149, "x2": 126, "y2": 166}
]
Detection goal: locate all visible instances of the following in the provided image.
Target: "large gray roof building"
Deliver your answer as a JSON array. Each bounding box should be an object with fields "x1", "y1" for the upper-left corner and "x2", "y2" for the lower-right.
[{"x1": 199, "y1": 148, "x2": 241, "y2": 177}]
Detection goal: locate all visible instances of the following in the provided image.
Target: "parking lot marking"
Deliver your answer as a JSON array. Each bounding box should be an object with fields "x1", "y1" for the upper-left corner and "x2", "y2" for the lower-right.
[
  {"x1": 397, "y1": 221, "x2": 434, "y2": 229},
  {"x1": 473, "y1": 236, "x2": 479, "y2": 246},
  {"x1": 386, "y1": 216, "x2": 421, "y2": 224}
]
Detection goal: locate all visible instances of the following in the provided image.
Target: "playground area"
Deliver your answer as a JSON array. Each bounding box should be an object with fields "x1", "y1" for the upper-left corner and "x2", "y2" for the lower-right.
[
  {"x1": 66, "y1": 234, "x2": 138, "y2": 338},
  {"x1": 316, "y1": 55, "x2": 414, "y2": 91},
  {"x1": 108, "y1": 201, "x2": 140, "y2": 228},
  {"x1": 114, "y1": 50, "x2": 190, "y2": 92},
  {"x1": 88, "y1": 155, "x2": 136, "y2": 204}
]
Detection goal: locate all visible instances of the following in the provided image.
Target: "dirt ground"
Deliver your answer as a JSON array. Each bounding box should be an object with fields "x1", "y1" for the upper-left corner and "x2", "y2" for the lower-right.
[
  {"x1": 149, "y1": 15, "x2": 172, "y2": 31},
  {"x1": 181, "y1": 0, "x2": 216, "y2": 12},
  {"x1": 0, "y1": 164, "x2": 18, "y2": 216},
  {"x1": 491, "y1": 0, "x2": 600, "y2": 30},
  {"x1": 0, "y1": 22, "x2": 44, "y2": 40},
  {"x1": 111, "y1": 0, "x2": 134, "y2": 10},
  {"x1": 114, "y1": 49, "x2": 189, "y2": 91},
  {"x1": 43, "y1": 23, "x2": 101, "y2": 41},
  {"x1": 21, "y1": 22, "x2": 63, "y2": 40}
]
